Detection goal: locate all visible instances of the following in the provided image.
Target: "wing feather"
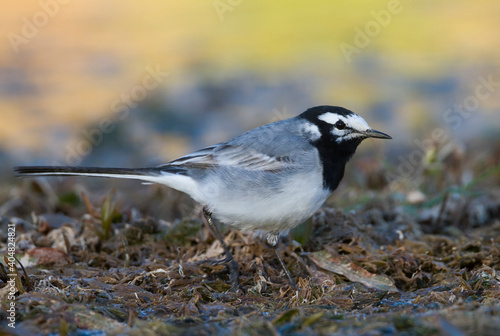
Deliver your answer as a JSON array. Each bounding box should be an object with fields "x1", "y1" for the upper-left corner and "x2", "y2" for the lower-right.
[{"x1": 159, "y1": 143, "x2": 293, "y2": 172}]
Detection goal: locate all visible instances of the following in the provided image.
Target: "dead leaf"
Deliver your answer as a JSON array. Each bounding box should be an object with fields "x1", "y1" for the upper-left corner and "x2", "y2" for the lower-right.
[
  {"x1": 25, "y1": 247, "x2": 72, "y2": 266},
  {"x1": 307, "y1": 251, "x2": 398, "y2": 293}
]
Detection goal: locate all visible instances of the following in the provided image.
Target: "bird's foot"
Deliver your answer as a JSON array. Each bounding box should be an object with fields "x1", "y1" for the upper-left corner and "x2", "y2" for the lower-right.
[
  {"x1": 202, "y1": 205, "x2": 243, "y2": 292},
  {"x1": 227, "y1": 257, "x2": 243, "y2": 292},
  {"x1": 274, "y1": 247, "x2": 297, "y2": 290},
  {"x1": 266, "y1": 234, "x2": 297, "y2": 290}
]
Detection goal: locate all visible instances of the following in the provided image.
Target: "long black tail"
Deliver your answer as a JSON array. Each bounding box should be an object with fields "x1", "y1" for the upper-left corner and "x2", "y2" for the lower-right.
[
  {"x1": 14, "y1": 164, "x2": 192, "y2": 195},
  {"x1": 14, "y1": 166, "x2": 159, "y2": 177}
]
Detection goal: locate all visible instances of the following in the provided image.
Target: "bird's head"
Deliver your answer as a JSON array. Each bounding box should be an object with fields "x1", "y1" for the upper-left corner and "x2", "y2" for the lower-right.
[{"x1": 298, "y1": 106, "x2": 391, "y2": 147}]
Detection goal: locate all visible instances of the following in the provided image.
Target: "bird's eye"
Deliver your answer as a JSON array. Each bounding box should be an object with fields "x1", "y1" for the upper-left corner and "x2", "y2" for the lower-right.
[{"x1": 335, "y1": 120, "x2": 346, "y2": 130}]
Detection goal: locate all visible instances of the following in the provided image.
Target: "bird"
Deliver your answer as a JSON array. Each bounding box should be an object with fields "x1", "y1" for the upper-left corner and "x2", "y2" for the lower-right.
[{"x1": 14, "y1": 105, "x2": 391, "y2": 290}]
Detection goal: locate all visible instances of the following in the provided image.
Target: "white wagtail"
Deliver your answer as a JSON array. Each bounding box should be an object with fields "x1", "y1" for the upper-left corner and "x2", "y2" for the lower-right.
[{"x1": 15, "y1": 105, "x2": 391, "y2": 289}]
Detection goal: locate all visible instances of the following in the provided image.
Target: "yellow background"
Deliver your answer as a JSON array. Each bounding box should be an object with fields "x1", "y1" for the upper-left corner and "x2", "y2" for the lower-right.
[{"x1": 1, "y1": 0, "x2": 499, "y2": 162}]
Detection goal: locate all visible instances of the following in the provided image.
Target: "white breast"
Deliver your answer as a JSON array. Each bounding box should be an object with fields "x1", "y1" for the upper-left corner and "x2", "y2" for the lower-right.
[{"x1": 204, "y1": 169, "x2": 330, "y2": 233}]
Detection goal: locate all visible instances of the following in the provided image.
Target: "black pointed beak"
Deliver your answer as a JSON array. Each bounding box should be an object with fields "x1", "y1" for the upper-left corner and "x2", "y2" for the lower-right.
[{"x1": 363, "y1": 129, "x2": 392, "y2": 139}]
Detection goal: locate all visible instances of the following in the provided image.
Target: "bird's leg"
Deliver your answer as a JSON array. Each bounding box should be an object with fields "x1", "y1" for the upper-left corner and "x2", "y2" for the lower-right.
[
  {"x1": 202, "y1": 205, "x2": 241, "y2": 291},
  {"x1": 266, "y1": 234, "x2": 297, "y2": 290}
]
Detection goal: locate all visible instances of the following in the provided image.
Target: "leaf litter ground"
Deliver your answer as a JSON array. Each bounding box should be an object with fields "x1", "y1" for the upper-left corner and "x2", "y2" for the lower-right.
[{"x1": 0, "y1": 155, "x2": 499, "y2": 335}]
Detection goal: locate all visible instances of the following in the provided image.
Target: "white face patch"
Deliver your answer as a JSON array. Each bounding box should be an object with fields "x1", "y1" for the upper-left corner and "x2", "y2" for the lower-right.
[
  {"x1": 299, "y1": 121, "x2": 321, "y2": 141},
  {"x1": 317, "y1": 112, "x2": 371, "y2": 143}
]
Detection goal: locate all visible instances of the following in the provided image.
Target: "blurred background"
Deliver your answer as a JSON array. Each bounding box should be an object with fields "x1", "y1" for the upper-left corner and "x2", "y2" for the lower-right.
[{"x1": 1, "y1": 0, "x2": 499, "y2": 216}]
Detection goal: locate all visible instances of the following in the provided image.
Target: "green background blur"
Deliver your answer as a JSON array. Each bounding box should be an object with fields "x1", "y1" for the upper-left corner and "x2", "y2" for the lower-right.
[{"x1": 1, "y1": 0, "x2": 499, "y2": 176}]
